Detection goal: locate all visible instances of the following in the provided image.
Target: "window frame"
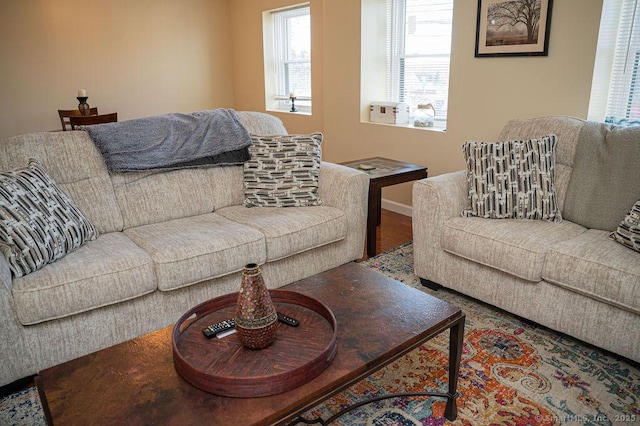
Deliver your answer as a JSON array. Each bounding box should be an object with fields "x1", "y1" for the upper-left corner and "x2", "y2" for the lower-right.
[
  {"x1": 263, "y1": 4, "x2": 312, "y2": 114},
  {"x1": 361, "y1": 0, "x2": 453, "y2": 130}
]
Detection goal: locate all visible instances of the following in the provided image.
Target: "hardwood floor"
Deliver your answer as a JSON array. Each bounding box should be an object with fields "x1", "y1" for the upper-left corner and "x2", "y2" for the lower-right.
[{"x1": 360, "y1": 209, "x2": 413, "y2": 261}]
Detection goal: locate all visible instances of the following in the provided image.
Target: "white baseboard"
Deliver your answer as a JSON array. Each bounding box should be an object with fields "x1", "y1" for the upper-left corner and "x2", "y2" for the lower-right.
[{"x1": 381, "y1": 199, "x2": 413, "y2": 217}]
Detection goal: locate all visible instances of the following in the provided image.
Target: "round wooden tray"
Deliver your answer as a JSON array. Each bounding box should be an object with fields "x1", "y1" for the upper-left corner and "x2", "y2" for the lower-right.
[{"x1": 172, "y1": 289, "x2": 338, "y2": 397}]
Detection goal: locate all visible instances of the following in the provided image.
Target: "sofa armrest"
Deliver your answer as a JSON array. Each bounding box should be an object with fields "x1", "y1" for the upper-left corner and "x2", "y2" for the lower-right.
[
  {"x1": 318, "y1": 162, "x2": 368, "y2": 208},
  {"x1": 412, "y1": 170, "x2": 467, "y2": 281},
  {"x1": 318, "y1": 162, "x2": 370, "y2": 259}
]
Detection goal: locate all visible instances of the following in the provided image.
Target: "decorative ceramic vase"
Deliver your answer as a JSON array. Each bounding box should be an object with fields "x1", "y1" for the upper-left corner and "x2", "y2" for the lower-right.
[
  {"x1": 235, "y1": 263, "x2": 278, "y2": 349},
  {"x1": 77, "y1": 97, "x2": 90, "y2": 116}
]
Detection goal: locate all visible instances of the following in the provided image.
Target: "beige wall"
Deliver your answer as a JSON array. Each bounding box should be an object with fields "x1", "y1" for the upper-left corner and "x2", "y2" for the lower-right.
[
  {"x1": 1, "y1": 0, "x2": 604, "y2": 209},
  {"x1": 231, "y1": 0, "x2": 603, "y2": 208},
  {"x1": 0, "y1": 0, "x2": 234, "y2": 138}
]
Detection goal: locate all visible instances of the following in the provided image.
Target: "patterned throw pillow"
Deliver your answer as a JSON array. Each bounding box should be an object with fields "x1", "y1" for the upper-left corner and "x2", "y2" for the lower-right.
[
  {"x1": 462, "y1": 135, "x2": 561, "y2": 221},
  {"x1": 0, "y1": 159, "x2": 99, "y2": 278},
  {"x1": 610, "y1": 200, "x2": 640, "y2": 253},
  {"x1": 243, "y1": 133, "x2": 323, "y2": 207}
]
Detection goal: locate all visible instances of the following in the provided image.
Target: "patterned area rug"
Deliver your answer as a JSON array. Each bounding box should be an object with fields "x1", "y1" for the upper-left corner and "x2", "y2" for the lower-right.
[
  {"x1": 297, "y1": 242, "x2": 640, "y2": 426},
  {"x1": 1, "y1": 242, "x2": 639, "y2": 425}
]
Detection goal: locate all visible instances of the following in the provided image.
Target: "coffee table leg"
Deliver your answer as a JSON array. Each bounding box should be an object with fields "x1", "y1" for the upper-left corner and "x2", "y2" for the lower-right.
[
  {"x1": 292, "y1": 315, "x2": 466, "y2": 425},
  {"x1": 444, "y1": 315, "x2": 465, "y2": 421}
]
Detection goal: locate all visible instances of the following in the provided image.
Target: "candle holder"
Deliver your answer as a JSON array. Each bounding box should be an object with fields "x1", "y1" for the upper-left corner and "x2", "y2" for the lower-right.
[
  {"x1": 289, "y1": 96, "x2": 297, "y2": 113},
  {"x1": 77, "y1": 97, "x2": 90, "y2": 116}
]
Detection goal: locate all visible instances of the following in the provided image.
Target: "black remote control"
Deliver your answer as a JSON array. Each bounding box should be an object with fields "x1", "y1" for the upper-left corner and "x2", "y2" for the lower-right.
[
  {"x1": 203, "y1": 313, "x2": 299, "y2": 339},
  {"x1": 278, "y1": 312, "x2": 299, "y2": 327},
  {"x1": 202, "y1": 319, "x2": 236, "y2": 339}
]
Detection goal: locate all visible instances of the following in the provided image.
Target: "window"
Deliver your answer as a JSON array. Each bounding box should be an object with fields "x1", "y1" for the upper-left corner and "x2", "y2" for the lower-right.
[
  {"x1": 589, "y1": 0, "x2": 640, "y2": 125},
  {"x1": 263, "y1": 4, "x2": 311, "y2": 113},
  {"x1": 361, "y1": 0, "x2": 453, "y2": 129}
]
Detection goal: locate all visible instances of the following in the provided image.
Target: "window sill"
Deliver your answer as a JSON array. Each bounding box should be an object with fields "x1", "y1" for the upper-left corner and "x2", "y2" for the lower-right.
[
  {"x1": 362, "y1": 120, "x2": 446, "y2": 132},
  {"x1": 267, "y1": 108, "x2": 312, "y2": 116}
]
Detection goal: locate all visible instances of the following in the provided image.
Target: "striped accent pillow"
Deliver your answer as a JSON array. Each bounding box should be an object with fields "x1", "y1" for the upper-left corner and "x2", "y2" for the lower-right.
[
  {"x1": 0, "y1": 159, "x2": 99, "y2": 277},
  {"x1": 243, "y1": 133, "x2": 323, "y2": 207},
  {"x1": 610, "y1": 200, "x2": 640, "y2": 253},
  {"x1": 462, "y1": 135, "x2": 561, "y2": 221}
]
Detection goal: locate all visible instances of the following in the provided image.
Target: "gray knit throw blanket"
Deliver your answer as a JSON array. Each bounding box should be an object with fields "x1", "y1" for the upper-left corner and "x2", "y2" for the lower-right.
[{"x1": 84, "y1": 109, "x2": 252, "y2": 172}]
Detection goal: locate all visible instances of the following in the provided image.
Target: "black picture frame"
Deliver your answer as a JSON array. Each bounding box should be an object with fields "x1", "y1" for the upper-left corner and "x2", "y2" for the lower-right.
[{"x1": 475, "y1": 0, "x2": 553, "y2": 57}]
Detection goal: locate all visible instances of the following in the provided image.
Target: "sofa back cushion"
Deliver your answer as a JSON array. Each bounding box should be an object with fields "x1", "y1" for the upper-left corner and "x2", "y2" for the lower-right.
[
  {"x1": 236, "y1": 111, "x2": 288, "y2": 136},
  {"x1": 111, "y1": 111, "x2": 288, "y2": 229},
  {"x1": 498, "y1": 116, "x2": 585, "y2": 168},
  {"x1": 562, "y1": 123, "x2": 640, "y2": 231},
  {"x1": 0, "y1": 131, "x2": 124, "y2": 233},
  {"x1": 111, "y1": 167, "x2": 244, "y2": 229},
  {"x1": 498, "y1": 116, "x2": 586, "y2": 212}
]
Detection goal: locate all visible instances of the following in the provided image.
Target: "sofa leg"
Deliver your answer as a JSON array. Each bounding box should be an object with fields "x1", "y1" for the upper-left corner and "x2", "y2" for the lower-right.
[{"x1": 420, "y1": 278, "x2": 442, "y2": 291}]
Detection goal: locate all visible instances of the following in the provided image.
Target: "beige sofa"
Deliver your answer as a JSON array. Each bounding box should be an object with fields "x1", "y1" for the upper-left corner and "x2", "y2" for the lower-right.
[
  {"x1": 0, "y1": 111, "x2": 369, "y2": 387},
  {"x1": 413, "y1": 116, "x2": 640, "y2": 363}
]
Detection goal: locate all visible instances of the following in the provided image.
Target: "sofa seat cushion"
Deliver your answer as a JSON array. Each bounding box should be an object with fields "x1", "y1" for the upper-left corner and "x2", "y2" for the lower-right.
[
  {"x1": 442, "y1": 217, "x2": 586, "y2": 282},
  {"x1": 124, "y1": 213, "x2": 266, "y2": 291},
  {"x1": 543, "y1": 229, "x2": 640, "y2": 315},
  {"x1": 12, "y1": 232, "x2": 156, "y2": 325},
  {"x1": 216, "y1": 205, "x2": 347, "y2": 261}
]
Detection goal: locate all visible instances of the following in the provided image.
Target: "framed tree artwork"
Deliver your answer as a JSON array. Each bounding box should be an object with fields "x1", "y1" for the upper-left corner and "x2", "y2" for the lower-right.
[{"x1": 475, "y1": 0, "x2": 553, "y2": 57}]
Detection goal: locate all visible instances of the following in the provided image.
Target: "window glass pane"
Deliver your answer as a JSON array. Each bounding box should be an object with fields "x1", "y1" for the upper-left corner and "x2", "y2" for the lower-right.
[
  {"x1": 401, "y1": 55, "x2": 450, "y2": 118},
  {"x1": 285, "y1": 62, "x2": 311, "y2": 97},
  {"x1": 404, "y1": 1, "x2": 453, "y2": 55},
  {"x1": 283, "y1": 10, "x2": 311, "y2": 97}
]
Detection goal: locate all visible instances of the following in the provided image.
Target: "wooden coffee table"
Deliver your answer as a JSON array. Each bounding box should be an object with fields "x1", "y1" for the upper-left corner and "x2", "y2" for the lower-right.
[
  {"x1": 341, "y1": 157, "x2": 428, "y2": 257},
  {"x1": 36, "y1": 262, "x2": 464, "y2": 426}
]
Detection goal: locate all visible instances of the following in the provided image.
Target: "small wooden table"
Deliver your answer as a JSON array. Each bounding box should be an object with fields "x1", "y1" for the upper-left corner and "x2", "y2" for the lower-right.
[
  {"x1": 341, "y1": 157, "x2": 428, "y2": 257},
  {"x1": 36, "y1": 263, "x2": 463, "y2": 426}
]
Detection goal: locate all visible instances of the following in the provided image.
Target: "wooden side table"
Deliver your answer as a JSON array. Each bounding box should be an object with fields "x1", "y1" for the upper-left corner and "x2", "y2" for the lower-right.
[{"x1": 341, "y1": 157, "x2": 428, "y2": 257}]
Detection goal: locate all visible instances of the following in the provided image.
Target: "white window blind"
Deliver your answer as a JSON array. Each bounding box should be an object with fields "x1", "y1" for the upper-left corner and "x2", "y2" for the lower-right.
[
  {"x1": 387, "y1": 0, "x2": 453, "y2": 124},
  {"x1": 590, "y1": 0, "x2": 640, "y2": 124}
]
